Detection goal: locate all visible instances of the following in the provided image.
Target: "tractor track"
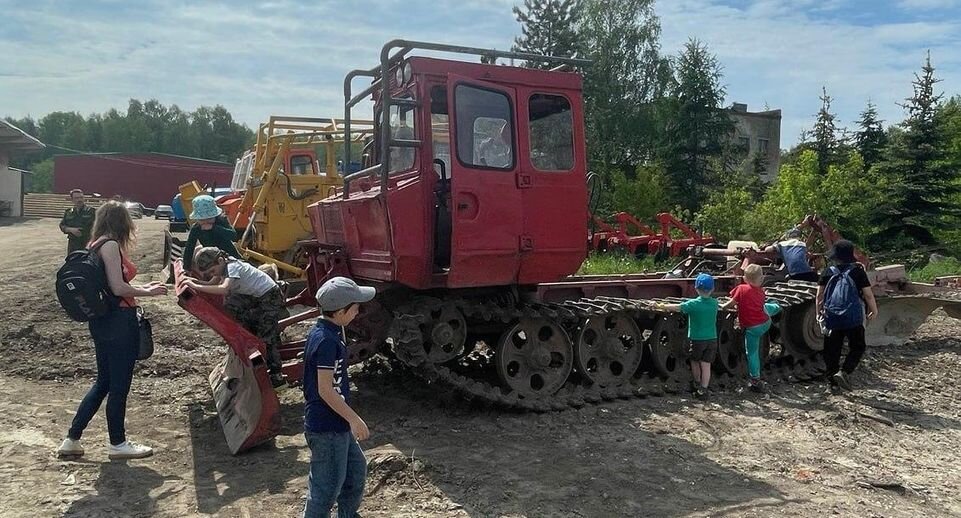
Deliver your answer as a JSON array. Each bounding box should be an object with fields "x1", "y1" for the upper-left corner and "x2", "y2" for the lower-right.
[{"x1": 385, "y1": 282, "x2": 825, "y2": 411}]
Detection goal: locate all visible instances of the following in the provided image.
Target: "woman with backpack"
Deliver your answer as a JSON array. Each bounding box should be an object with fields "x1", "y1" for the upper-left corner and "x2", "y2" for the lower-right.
[
  {"x1": 57, "y1": 201, "x2": 168, "y2": 460},
  {"x1": 816, "y1": 239, "x2": 878, "y2": 393}
]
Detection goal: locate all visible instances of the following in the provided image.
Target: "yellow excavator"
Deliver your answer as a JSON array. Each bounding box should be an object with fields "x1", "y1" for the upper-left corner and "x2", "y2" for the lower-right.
[{"x1": 165, "y1": 116, "x2": 374, "y2": 278}]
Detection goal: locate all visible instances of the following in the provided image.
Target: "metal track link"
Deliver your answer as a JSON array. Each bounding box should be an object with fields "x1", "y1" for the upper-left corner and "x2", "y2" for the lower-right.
[{"x1": 386, "y1": 283, "x2": 822, "y2": 412}]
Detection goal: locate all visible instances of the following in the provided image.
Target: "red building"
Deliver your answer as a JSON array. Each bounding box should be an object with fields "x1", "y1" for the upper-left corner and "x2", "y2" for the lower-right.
[{"x1": 54, "y1": 153, "x2": 233, "y2": 207}]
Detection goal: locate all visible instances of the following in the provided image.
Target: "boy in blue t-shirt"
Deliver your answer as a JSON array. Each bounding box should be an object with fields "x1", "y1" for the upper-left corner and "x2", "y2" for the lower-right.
[
  {"x1": 302, "y1": 277, "x2": 376, "y2": 518},
  {"x1": 660, "y1": 273, "x2": 719, "y2": 400}
]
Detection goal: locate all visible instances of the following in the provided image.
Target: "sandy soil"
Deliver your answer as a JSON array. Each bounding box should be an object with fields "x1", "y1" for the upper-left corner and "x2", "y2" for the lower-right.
[{"x1": 0, "y1": 217, "x2": 960, "y2": 518}]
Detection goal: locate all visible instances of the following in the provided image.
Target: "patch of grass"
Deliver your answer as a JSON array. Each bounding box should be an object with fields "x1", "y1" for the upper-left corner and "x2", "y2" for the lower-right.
[
  {"x1": 908, "y1": 256, "x2": 961, "y2": 283},
  {"x1": 577, "y1": 252, "x2": 669, "y2": 275}
]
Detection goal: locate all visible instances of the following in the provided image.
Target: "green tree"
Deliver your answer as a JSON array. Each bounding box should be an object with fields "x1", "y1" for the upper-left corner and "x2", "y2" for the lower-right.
[
  {"x1": 28, "y1": 158, "x2": 55, "y2": 193},
  {"x1": 872, "y1": 53, "x2": 960, "y2": 249},
  {"x1": 38, "y1": 111, "x2": 88, "y2": 153},
  {"x1": 3, "y1": 99, "x2": 254, "y2": 174},
  {"x1": 659, "y1": 39, "x2": 734, "y2": 211},
  {"x1": 853, "y1": 101, "x2": 887, "y2": 172},
  {"x1": 748, "y1": 150, "x2": 823, "y2": 238},
  {"x1": 512, "y1": 0, "x2": 581, "y2": 67},
  {"x1": 800, "y1": 87, "x2": 847, "y2": 176},
  {"x1": 577, "y1": 0, "x2": 672, "y2": 171},
  {"x1": 695, "y1": 186, "x2": 754, "y2": 241},
  {"x1": 746, "y1": 150, "x2": 883, "y2": 245},
  {"x1": 608, "y1": 164, "x2": 671, "y2": 220}
]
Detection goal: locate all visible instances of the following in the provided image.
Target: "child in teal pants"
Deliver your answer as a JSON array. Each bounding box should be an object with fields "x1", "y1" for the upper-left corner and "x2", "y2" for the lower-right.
[{"x1": 721, "y1": 264, "x2": 780, "y2": 392}]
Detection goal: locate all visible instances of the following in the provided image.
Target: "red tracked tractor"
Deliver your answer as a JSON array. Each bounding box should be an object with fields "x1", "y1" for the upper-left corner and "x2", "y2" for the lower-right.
[{"x1": 175, "y1": 40, "x2": 961, "y2": 453}]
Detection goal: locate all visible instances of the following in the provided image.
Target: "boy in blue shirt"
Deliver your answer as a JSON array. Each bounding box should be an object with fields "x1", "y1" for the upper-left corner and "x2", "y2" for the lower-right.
[
  {"x1": 661, "y1": 273, "x2": 719, "y2": 399},
  {"x1": 303, "y1": 277, "x2": 376, "y2": 518}
]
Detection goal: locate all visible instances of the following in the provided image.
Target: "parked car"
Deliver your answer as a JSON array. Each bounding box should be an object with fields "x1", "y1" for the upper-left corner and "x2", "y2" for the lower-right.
[
  {"x1": 154, "y1": 204, "x2": 174, "y2": 220},
  {"x1": 124, "y1": 201, "x2": 145, "y2": 219}
]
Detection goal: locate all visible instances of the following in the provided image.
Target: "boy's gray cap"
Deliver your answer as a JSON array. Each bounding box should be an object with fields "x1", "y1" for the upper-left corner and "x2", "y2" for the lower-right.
[{"x1": 315, "y1": 276, "x2": 376, "y2": 311}]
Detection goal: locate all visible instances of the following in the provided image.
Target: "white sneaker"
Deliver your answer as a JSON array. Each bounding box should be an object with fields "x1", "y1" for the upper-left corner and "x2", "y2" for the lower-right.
[
  {"x1": 107, "y1": 441, "x2": 153, "y2": 460},
  {"x1": 57, "y1": 438, "x2": 84, "y2": 457}
]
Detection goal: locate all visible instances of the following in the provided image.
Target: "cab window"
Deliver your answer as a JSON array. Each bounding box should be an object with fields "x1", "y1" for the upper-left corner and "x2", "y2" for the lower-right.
[
  {"x1": 454, "y1": 84, "x2": 513, "y2": 170},
  {"x1": 430, "y1": 86, "x2": 451, "y2": 178},
  {"x1": 389, "y1": 101, "x2": 416, "y2": 174},
  {"x1": 528, "y1": 94, "x2": 573, "y2": 171},
  {"x1": 289, "y1": 155, "x2": 314, "y2": 175}
]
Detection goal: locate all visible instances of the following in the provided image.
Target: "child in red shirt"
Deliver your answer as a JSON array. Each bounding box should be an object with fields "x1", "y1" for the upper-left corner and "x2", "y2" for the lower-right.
[{"x1": 721, "y1": 264, "x2": 771, "y2": 392}]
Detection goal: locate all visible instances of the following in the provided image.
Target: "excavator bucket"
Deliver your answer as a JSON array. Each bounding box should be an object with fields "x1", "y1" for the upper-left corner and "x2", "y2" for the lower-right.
[{"x1": 173, "y1": 261, "x2": 281, "y2": 454}]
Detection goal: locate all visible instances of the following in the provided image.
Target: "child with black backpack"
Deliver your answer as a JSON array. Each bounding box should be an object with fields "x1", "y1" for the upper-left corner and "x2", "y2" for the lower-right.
[{"x1": 816, "y1": 240, "x2": 878, "y2": 392}]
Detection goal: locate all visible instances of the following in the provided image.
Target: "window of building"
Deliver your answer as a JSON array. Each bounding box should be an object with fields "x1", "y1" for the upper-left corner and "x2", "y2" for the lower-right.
[
  {"x1": 455, "y1": 84, "x2": 513, "y2": 170},
  {"x1": 528, "y1": 94, "x2": 574, "y2": 171},
  {"x1": 738, "y1": 136, "x2": 751, "y2": 156},
  {"x1": 757, "y1": 138, "x2": 770, "y2": 155}
]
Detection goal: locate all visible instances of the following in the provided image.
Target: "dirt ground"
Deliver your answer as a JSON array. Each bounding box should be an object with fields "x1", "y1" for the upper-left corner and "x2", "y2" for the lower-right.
[{"x1": 1, "y1": 217, "x2": 960, "y2": 518}]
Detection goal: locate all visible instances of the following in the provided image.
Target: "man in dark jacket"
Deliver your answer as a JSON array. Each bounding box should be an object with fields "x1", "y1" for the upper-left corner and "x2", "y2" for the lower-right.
[{"x1": 59, "y1": 189, "x2": 96, "y2": 255}]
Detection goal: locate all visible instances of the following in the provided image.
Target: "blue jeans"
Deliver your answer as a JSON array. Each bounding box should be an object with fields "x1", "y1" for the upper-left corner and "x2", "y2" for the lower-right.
[
  {"x1": 304, "y1": 431, "x2": 367, "y2": 518},
  {"x1": 68, "y1": 307, "x2": 139, "y2": 445}
]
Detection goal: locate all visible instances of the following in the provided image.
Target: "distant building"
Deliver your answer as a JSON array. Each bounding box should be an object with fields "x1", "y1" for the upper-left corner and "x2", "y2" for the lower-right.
[
  {"x1": 0, "y1": 120, "x2": 45, "y2": 217},
  {"x1": 54, "y1": 152, "x2": 233, "y2": 208},
  {"x1": 728, "y1": 102, "x2": 781, "y2": 181}
]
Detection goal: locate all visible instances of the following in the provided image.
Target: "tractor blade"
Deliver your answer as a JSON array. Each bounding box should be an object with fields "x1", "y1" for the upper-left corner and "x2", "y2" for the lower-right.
[
  {"x1": 868, "y1": 296, "x2": 959, "y2": 346},
  {"x1": 209, "y1": 348, "x2": 281, "y2": 454},
  {"x1": 174, "y1": 261, "x2": 281, "y2": 454}
]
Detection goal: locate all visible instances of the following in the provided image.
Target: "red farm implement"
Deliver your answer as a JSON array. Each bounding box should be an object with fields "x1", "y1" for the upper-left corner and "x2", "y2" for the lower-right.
[{"x1": 591, "y1": 211, "x2": 715, "y2": 260}]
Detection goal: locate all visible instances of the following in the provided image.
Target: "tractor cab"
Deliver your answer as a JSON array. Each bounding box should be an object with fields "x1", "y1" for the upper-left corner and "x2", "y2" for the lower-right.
[{"x1": 309, "y1": 40, "x2": 590, "y2": 290}]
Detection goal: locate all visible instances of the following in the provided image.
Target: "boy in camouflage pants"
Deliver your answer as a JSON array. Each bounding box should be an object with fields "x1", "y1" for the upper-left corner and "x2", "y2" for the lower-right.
[{"x1": 179, "y1": 247, "x2": 290, "y2": 389}]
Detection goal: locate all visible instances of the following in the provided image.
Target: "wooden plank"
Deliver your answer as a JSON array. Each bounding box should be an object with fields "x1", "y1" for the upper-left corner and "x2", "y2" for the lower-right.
[{"x1": 23, "y1": 193, "x2": 106, "y2": 218}]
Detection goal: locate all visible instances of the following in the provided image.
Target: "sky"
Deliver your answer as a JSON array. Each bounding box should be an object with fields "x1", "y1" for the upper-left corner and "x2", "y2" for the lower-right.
[{"x1": 2, "y1": 0, "x2": 960, "y2": 147}]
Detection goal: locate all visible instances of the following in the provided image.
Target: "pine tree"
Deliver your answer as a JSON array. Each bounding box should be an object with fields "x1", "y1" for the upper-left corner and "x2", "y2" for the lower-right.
[
  {"x1": 512, "y1": 0, "x2": 581, "y2": 68},
  {"x1": 853, "y1": 101, "x2": 887, "y2": 172},
  {"x1": 872, "y1": 52, "x2": 960, "y2": 248},
  {"x1": 804, "y1": 87, "x2": 846, "y2": 176},
  {"x1": 660, "y1": 39, "x2": 733, "y2": 211}
]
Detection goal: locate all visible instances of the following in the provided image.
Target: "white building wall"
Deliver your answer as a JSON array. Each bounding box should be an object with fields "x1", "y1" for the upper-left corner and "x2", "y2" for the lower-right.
[{"x1": 0, "y1": 151, "x2": 23, "y2": 217}]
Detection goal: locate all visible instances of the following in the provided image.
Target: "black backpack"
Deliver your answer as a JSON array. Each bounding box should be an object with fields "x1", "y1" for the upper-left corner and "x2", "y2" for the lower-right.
[{"x1": 56, "y1": 240, "x2": 119, "y2": 322}]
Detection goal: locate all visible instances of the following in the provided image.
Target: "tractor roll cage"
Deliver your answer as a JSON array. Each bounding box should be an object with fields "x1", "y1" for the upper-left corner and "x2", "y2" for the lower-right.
[{"x1": 341, "y1": 39, "x2": 591, "y2": 197}]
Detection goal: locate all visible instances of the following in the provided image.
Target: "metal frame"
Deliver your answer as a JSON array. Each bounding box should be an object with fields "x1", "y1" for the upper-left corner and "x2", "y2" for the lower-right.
[{"x1": 341, "y1": 39, "x2": 591, "y2": 197}]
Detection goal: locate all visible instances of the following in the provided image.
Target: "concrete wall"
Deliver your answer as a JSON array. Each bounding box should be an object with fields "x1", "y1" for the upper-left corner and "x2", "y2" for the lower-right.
[
  {"x1": 730, "y1": 107, "x2": 782, "y2": 181},
  {"x1": 0, "y1": 150, "x2": 23, "y2": 217}
]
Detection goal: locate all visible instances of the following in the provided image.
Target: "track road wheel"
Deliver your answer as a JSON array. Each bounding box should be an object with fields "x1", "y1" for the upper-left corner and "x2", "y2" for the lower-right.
[
  {"x1": 420, "y1": 305, "x2": 467, "y2": 364},
  {"x1": 496, "y1": 318, "x2": 574, "y2": 398},
  {"x1": 647, "y1": 315, "x2": 685, "y2": 379},
  {"x1": 575, "y1": 313, "x2": 644, "y2": 387},
  {"x1": 779, "y1": 301, "x2": 822, "y2": 357},
  {"x1": 715, "y1": 312, "x2": 743, "y2": 374},
  {"x1": 346, "y1": 299, "x2": 393, "y2": 365}
]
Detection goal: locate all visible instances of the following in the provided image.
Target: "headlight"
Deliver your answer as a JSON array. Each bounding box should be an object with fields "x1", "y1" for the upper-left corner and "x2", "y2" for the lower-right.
[
  {"x1": 394, "y1": 66, "x2": 404, "y2": 86},
  {"x1": 402, "y1": 62, "x2": 413, "y2": 84}
]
